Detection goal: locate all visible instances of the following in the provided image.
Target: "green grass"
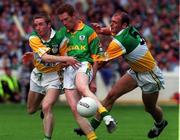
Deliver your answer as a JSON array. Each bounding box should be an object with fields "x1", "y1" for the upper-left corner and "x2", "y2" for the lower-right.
[{"x1": 0, "y1": 103, "x2": 178, "y2": 140}]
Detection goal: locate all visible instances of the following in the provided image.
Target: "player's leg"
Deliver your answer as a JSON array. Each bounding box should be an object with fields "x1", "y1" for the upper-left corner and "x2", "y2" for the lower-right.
[
  {"x1": 27, "y1": 90, "x2": 44, "y2": 114},
  {"x1": 27, "y1": 70, "x2": 45, "y2": 115},
  {"x1": 143, "y1": 92, "x2": 163, "y2": 123},
  {"x1": 102, "y1": 73, "x2": 137, "y2": 110},
  {"x1": 142, "y1": 92, "x2": 168, "y2": 138},
  {"x1": 65, "y1": 89, "x2": 98, "y2": 140},
  {"x1": 64, "y1": 64, "x2": 97, "y2": 139},
  {"x1": 41, "y1": 88, "x2": 59, "y2": 140},
  {"x1": 76, "y1": 72, "x2": 117, "y2": 133},
  {"x1": 141, "y1": 66, "x2": 167, "y2": 138},
  {"x1": 74, "y1": 73, "x2": 137, "y2": 136},
  {"x1": 92, "y1": 73, "x2": 137, "y2": 128}
]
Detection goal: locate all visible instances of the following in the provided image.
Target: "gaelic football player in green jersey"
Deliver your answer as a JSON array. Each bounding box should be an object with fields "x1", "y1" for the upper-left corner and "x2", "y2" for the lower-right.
[
  {"x1": 24, "y1": 13, "x2": 79, "y2": 140},
  {"x1": 56, "y1": 3, "x2": 117, "y2": 140},
  {"x1": 75, "y1": 11, "x2": 168, "y2": 139}
]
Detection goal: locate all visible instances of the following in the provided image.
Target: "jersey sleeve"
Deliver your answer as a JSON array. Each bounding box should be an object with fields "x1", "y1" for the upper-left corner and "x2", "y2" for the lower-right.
[
  {"x1": 88, "y1": 30, "x2": 105, "y2": 61},
  {"x1": 29, "y1": 35, "x2": 50, "y2": 57},
  {"x1": 56, "y1": 27, "x2": 68, "y2": 56},
  {"x1": 59, "y1": 37, "x2": 68, "y2": 56},
  {"x1": 105, "y1": 38, "x2": 126, "y2": 61}
]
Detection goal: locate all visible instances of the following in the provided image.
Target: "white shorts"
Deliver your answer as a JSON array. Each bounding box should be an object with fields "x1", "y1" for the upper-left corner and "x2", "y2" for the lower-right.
[
  {"x1": 30, "y1": 68, "x2": 63, "y2": 94},
  {"x1": 127, "y1": 65, "x2": 165, "y2": 94},
  {"x1": 63, "y1": 62, "x2": 93, "y2": 89}
]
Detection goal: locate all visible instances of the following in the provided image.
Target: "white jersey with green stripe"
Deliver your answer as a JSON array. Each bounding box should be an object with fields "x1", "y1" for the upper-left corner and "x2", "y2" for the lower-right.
[{"x1": 105, "y1": 26, "x2": 156, "y2": 72}]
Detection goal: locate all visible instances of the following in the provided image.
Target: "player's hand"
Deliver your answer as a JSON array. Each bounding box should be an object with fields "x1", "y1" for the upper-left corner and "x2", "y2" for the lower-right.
[
  {"x1": 66, "y1": 56, "x2": 81, "y2": 69},
  {"x1": 91, "y1": 23, "x2": 102, "y2": 34},
  {"x1": 22, "y1": 52, "x2": 34, "y2": 64},
  {"x1": 59, "y1": 62, "x2": 69, "y2": 69}
]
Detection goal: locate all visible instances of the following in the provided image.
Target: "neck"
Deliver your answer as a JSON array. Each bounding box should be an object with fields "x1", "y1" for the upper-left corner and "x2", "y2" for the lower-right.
[
  {"x1": 42, "y1": 29, "x2": 51, "y2": 41},
  {"x1": 71, "y1": 20, "x2": 80, "y2": 31}
]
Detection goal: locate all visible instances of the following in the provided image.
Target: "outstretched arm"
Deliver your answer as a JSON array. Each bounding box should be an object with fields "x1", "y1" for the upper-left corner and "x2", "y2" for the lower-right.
[
  {"x1": 41, "y1": 53, "x2": 80, "y2": 68},
  {"x1": 91, "y1": 23, "x2": 111, "y2": 35},
  {"x1": 28, "y1": 35, "x2": 80, "y2": 69}
]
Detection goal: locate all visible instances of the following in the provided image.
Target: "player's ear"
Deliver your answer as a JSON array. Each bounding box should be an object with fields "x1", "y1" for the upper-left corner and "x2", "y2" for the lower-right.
[
  {"x1": 47, "y1": 23, "x2": 51, "y2": 28},
  {"x1": 122, "y1": 23, "x2": 127, "y2": 28}
]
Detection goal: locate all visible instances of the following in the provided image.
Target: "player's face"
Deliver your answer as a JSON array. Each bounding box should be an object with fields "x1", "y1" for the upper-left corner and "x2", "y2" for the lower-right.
[
  {"x1": 33, "y1": 18, "x2": 50, "y2": 37},
  {"x1": 58, "y1": 12, "x2": 75, "y2": 30},
  {"x1": 110, "y1": 15, "x2": 122, "y2": 35}
]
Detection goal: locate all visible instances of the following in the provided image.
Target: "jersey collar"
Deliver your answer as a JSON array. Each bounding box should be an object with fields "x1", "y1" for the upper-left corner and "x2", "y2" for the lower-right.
[
  {"x1": 41, "y1": 28, "x2": 56, "y2": 43},
  {"x1": 116, "y1": 28, "x2": 125, "y2": 36},
  {"x1": 74, "y1": 21, "x2": 84, "y2": 31},
  {"x1": 112, "y1": 26, "x2": 129, "y2": 36},
  {"x1": 67, "y1": 20, "x2": 84, "y2": 32}
]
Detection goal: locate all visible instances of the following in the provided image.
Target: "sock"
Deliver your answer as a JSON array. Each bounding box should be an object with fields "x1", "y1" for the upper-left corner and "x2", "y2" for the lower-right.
[
  {"x1": 87, "y1": 131, "x2": 98, "y2": 140},
  {"x1": 43, "y1": 135, "x2": 51, "y2": 140},
  {"x1": 98, "y1": 106, "x2": 107, "y2": 114},
  {"x1": 98, "y1": 106, "x2": 110, "y2": 118},
  {"x1": 90, "y1": 118, "x2": 102, "y2": 130}
]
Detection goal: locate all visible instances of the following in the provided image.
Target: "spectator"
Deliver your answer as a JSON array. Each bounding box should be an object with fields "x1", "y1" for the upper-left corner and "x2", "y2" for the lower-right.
[{"x1": 0, "y1": 66, "x2": 21, "y2": 103}]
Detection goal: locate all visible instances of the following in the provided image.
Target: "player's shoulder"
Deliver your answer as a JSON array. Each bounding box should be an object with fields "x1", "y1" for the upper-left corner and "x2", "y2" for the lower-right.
[
  {"x1": 29, "y1": 31, "x2": 39, "y2": 37},
  {"x1": 115, "y1": 26, "x2": 132, "y2": 38},
  {"x1": 29, "y1": 31, "x2": 40, "y2": 41},
  {"x1": 125, "y1": 26, "x2": 139, "y2": 34},
  {"x1": 83, "y1": 24, "x2": 96, "y2": 36},
  {"x1": 54, "y1": 27, "x2": 67, "y2": 42},
  {"x1": 84, "y1": 24, "x2": 94, "y2": 31},
  {"x1": 56, "y1": 27, "x2": 67, "y2": 36},
  {"x1": 58, "y1": 26, "x2": 67, "y2": 32}
]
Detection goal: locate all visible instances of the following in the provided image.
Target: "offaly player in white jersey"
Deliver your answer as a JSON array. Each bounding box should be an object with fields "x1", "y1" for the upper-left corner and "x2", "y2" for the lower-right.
[{"x1": 75, "y1": 11, "x2": 168, "y2": 139}]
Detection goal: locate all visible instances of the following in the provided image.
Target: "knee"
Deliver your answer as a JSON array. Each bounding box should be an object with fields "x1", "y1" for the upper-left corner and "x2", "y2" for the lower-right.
[
  {"x1": 27, "y1": 106, "x2": 36, "y2": 115},
  {"x1": 77, "y1": 86, "x2": 89, "y2": 95},
  {"x1": 42, "y1": 102, "x2": 52, "y2": 114}
]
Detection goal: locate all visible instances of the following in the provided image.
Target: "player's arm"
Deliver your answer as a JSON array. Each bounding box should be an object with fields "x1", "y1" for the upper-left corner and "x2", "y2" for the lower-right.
[
  {"x1": 29, "y1": 35, "x2": 80, "y2": 68},
  {"x1": 23, "y1": 31, "x2": 67, "y2": 65},
  {"x1": 41, "y1": 53, "x2": 80, "y2": 67},
  {"x1": 91, "y1": 23, "x2": 111, "y2": 35},
  {"x1": 88, "y1": 30, "x2": 104, "y2": 93},
  {"x1": 90, "y1": 62, "x2": 98, "y2": 93},
  {"x1": 104, "y1": 38, "x2": 126, "y2": 62}
]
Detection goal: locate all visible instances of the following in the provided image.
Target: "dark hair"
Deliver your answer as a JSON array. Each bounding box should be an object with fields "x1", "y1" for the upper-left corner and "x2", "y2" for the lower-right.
[
  {"x1": 56, "y1": 3, "x2": 75, "y2": 16},
  {"x1": 33, "y1": 12, "x2": 51, "y2": 24},
  {"x1": 114, "y1": 11, "x2": 130, "y2": 26}
]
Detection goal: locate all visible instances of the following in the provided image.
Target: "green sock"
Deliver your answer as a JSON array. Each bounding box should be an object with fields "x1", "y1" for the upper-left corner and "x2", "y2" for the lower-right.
[
  {"x1": 43, "y1": 135, "x2": 51, "y2": 140},
  {"x1": 90, "y1": 111, "x2": 110, "y2": 130},
  {"x1": 90, "y1": 118, "x2": 102, "y2": 130},
  {"x1": 100, "y1": 111, "x2": 109, "y2": 118}
]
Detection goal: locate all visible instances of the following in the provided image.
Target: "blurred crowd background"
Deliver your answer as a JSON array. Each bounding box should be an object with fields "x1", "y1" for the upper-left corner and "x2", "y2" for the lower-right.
[{"x1": 0, "y1": 0, "x2": 179, "y2": 103}]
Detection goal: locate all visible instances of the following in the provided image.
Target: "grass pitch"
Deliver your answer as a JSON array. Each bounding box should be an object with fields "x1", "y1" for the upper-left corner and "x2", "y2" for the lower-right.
[{"x1": 0, "y1": 103, "x2": 178, "y2": 140}]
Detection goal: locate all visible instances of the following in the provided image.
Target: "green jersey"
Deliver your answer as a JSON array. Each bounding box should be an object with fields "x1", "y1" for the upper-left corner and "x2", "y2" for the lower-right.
[
  {"x1": 114, "y1": 26, "x2": 145, "y2": 54},
  {"x1": 105, "y1": 26, "x2": 156, "y2": 72},
  {"x1": 60, "y1": 21, "x2": 103, "y2": 64}
]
